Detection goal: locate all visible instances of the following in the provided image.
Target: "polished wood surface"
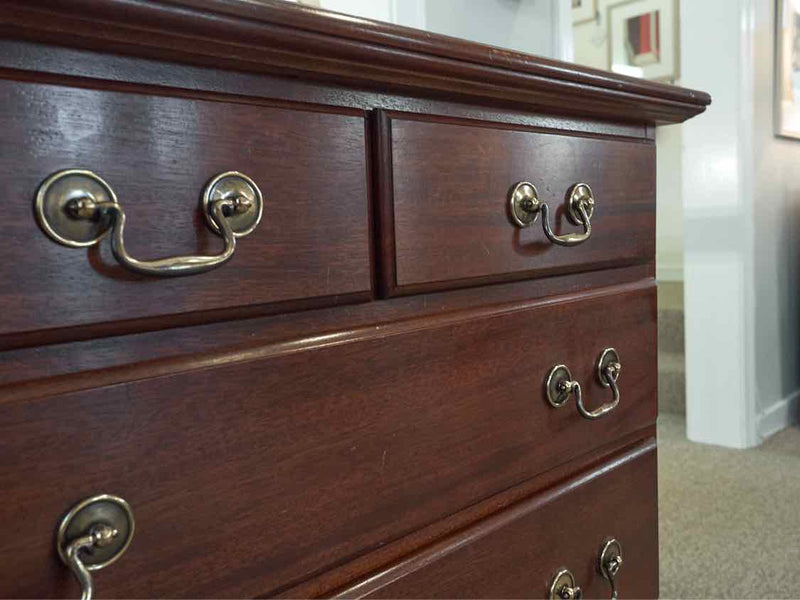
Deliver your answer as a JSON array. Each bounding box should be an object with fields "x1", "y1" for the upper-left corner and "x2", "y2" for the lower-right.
[
  {"x1": 0, "y1": 79, "x2": 371, "y2": 339},
  {"x1": 0, "y1": 285, "x2": 655, "y2": 598},
  {"x1": 0, "y1": 0, "x2": 709, "y2": 124},
  {"x1": 0, "y1": 1, "x2": 709, "y2": 596},
  {"x1": 282, "y1": 431, "x2": 656, "y2": 599},
  {"x1": 379, "y1": 112, "x2": 655, "y2": 295},
  {"x1": 0, "y1": 269, "x2": 653, "y2": 395},
  {"x1": 337, "y1": 442, "x2": 658, "y2": 599},
  {"x1": 0, "y1": 39, "x2": 653, "y2": 143}
]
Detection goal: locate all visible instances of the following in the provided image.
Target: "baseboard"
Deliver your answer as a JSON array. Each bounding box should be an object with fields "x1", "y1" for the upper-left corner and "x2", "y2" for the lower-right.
[
  {"x1": 757, "y1": 390, "x2": 800, "y2": 441},
  {"x1": 656, "y1": 265, "x2": 683, "y2": 282}
]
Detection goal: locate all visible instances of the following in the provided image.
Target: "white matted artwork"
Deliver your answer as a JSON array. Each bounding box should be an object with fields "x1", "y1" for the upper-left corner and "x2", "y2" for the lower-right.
[
  {"x1": 775, "y1": 0, "x2": 800, "y2": 139},
  {"x1": 572, "y1": 0, "x2": 596, "y2": 24},
  {"x1": 608, "y1": 0, "x2": 678, "y2": 82}
]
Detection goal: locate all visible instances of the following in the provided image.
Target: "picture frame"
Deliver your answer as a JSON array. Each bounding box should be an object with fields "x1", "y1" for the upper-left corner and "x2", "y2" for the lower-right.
[
  {"x1": 607, "y1": 0, "x2": 679, "y2": 82},
  {"x1": 572, "y1": 0, "x2": 596, "y2": 25},
  {"x1": 775, "y1": 0, "x2": 800, "y2": 139}
]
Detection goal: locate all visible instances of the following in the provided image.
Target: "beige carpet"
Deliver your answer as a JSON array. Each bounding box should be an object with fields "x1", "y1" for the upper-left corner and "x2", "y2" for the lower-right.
[{"x1": 658, "y1": 414, "x2": 800, "y2": 598}]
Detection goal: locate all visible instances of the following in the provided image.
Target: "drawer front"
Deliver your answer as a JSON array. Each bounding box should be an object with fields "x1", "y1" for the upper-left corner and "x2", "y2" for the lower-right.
[
  {"x1": 379, "y1": 112, "x2": 655, "y2": 295},
  {"x1": 0, "y1": 286, "x2": 655, "y2": 597},
  {"x1": 0, "y1": 80, "x2": 371, "y2": 339},
  {"x1": 348, "y1": 443, "x2": 658, "y2": 599}
]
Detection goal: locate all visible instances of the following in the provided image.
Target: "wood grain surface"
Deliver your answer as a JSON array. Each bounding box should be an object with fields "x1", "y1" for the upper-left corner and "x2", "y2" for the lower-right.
[
  {"x1": 379, "y1": 112, "x2": 655, "y2": 295},
  {"x1": 0, "y1": 269, "x2": 653, "y2": 393},
  {"x1": 338, "y1": 442, "x2": 658, "y2": 599},
  {"x1": 0, "y1": 38, "x2": 653, "y2": 143},
  {"x1": 281, "y1": 430, "x2": 656, "y2": 598},
  {"x1": 0, "y1": 285, "x2": 655, "y2": 598},
  {"x1": 0, "y1": 79, "x2": 371, "y2": 339}
]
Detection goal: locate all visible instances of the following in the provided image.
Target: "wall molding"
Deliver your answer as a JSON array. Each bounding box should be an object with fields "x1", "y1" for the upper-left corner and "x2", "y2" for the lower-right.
[{"x1": 757, "y1": 389, "x2": 800, "y2": 442}]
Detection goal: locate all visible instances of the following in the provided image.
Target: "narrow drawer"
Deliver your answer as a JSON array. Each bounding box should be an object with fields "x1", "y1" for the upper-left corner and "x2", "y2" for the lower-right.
[
  {"x1": 0, "y1": 286, "x2": 655, "y2": 598},
  {"x1": 377, "y1": 112, "x2": 655, "y2": 295},
  {"x1": 0, "y1": 79, "x2": 371, "y2": 340},
  {"x1": 343, "y1": 442, "x2": 658, "y2": 599}
]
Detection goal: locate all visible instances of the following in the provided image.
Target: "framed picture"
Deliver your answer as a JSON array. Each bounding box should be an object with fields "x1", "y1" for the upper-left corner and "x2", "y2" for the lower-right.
[
  {"x1": 572, "y1": 0, "x2": 596, "y2": 25},
  {"x1": 608, "y1": 0, "x2": 678, "y2": 82},
  {"x1": 775, "y1": 0, "x2": 800, "y2": 139}
]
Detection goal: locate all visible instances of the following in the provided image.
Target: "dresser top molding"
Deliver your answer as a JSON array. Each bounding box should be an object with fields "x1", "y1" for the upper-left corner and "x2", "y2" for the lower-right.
[{"x1": 0, "y1": 0, "x2": 709, "y2": 124}]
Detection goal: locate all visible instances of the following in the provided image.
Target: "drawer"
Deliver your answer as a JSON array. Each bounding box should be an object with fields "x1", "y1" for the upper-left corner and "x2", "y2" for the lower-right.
[
  {"x1": 0, "y1": 286, "x2": 655, "y2": 598},
  {"x1": 377, "y1": 112, "x2": 655, "y2": 295},
  {"x1": 0, "y1": 79, "x2": 371, "y2": 340},
  {"x1": 343, "y1": 442, "x2": 658, "y2": 599}
]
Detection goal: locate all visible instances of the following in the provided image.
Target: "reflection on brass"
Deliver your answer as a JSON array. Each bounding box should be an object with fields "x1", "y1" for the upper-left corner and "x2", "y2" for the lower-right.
[
  {"x1": 598, "y1": 537, "x2": 623, "y2": 600},
  {"x1": 549, "y1": 568, "x2": 582, "y2": 600},
  {"x1": 35, "y1": 169, "x2": 263, "y2": 276},
  {"x1": 56, "y1": 494, "x2": 134, "y2": 600},
  {"x1": 544, "y1": 348, "x2": 621, "y2": 420},
  {"x1": 509, "y1": 181, "x2": 594, "y2": 246}
]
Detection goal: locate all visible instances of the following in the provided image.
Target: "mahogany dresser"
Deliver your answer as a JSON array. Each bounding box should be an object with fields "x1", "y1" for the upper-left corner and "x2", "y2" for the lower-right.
[{"x1": 0, "y1": 2, "x2": 710, "y2": 598}]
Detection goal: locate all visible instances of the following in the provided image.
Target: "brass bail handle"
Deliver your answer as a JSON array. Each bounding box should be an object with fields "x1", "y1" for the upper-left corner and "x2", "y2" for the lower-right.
[
  {"x1": 548, "y1": 538, "x2": 623, "y2": 600},
  {"x1": 35, "y1": 169, "x2": 264, "y2": 277},
  {"x1": 598, "y1": 538, "x2": 623, "y2": 599},
  {"x1": 545, "y1": 348, "x2": 621, "y2": 420},
  {"x1": 56, "y1": 495, "x2": 135, "y2": 600},
  {"x1": 509, "y1": 181, "x2": 594, "y2": 246}
]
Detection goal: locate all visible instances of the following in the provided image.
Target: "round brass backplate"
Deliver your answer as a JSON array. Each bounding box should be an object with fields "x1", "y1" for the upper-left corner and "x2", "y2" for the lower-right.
[
  {"x1": 549, "y1": 568, "x2": 579, "y2": 600},
  {"x1": 597, "y1": 348, "x2": 620, "y2": 388},
  {"x1": 566, "y1": 183, "x2": 595, "y2": 226},
  {"x1": 57, "y1": 494, "x2": 134, "y2": 570},
  {"x1": 202, "y1": 171, "x2": 263, "y2": 238},
  {"x1": 598, "y1": 537, "x2": 623, "y2": 578},
  {"x1": 35, "y1": 169, "x2": 117, "y2": 248},
  {"x1": 509, "y1": 181, "x2": 540, "y2": 228},
  {"x1": 545, "y1": 364, "x2": 573, "y2": 408}
]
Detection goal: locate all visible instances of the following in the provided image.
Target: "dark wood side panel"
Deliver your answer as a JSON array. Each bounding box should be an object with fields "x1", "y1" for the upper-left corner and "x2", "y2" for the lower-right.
[
  {"x1": 381, "y1": 112, "x2": 655, "y2": 295},
  {"x1": 339, "y1": 442, "x2": 658, "y2": 599},
  {"x1": 0, "y1": 78, "x2": 371, "y2": 339},
  {"x1": 0, "y1": 286, "x2": 656, "y2": 598}
]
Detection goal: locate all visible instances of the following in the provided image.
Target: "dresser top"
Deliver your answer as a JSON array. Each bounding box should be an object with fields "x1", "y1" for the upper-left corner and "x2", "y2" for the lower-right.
[{"x1": 0, "y1": 0, "x2": 710, "y2": 124}]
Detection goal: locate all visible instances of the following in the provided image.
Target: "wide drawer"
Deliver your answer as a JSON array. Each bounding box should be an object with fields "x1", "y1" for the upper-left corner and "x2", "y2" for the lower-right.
[
  {"x1": 377, "y1": 112, "x2": 655, "y2": 295},
  {"x1": 0, "y1": 286, "x2": 655, "y2": 597},
  {"x1": 0, "y1": 79, "x2": 371, "y2": 341},
  {"x1": 342, "y1": 441, "x2": 658, "y2": 599}
]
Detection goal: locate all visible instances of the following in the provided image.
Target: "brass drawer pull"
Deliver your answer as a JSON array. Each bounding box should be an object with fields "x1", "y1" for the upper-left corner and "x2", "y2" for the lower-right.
[
  {"x1": 35, "y1": 169, "x2": 263, "y2": 276},
  {"x1": 549, "y1": 568, "x2": 582, "y2": 599},
  {"x1": 599, "y1": 538, "x2": 623, "y2": 599},
  {"x1": 548, "y1": 537, "x2": 623, "y2": 600},
  {"x1": 509, "y1": 181, "x2": 594, "y2": 246},
  {"x1": 56, "y1": 495, "x2": 134, "y2": 600},
  {"x1": 545, "y1": 348, "x2": 621, "y2": 420}
]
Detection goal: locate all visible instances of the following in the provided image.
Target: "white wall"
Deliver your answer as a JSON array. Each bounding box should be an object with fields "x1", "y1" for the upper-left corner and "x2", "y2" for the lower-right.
[
  {"x1": 682, "y1": 0, "x2": 800, "y2": 447},
  {"x1": 681, "y1": 0, "x2": 755, "y2": 448},
  {"x1": 316, "y1": 0, "x2": 391, "y2": 22},
  {"x1": 751, "y1": 0, "x2": 800, "y2": 438},
  {"x1": 296, "y1": 0, "x2": 569, "y2": 60},
  {"x1": 655, "y1": 124, "x2": 684, "y2": 280},
  {"x1": 425, "y1": 0, "x2": 567, "y2": 59}
]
